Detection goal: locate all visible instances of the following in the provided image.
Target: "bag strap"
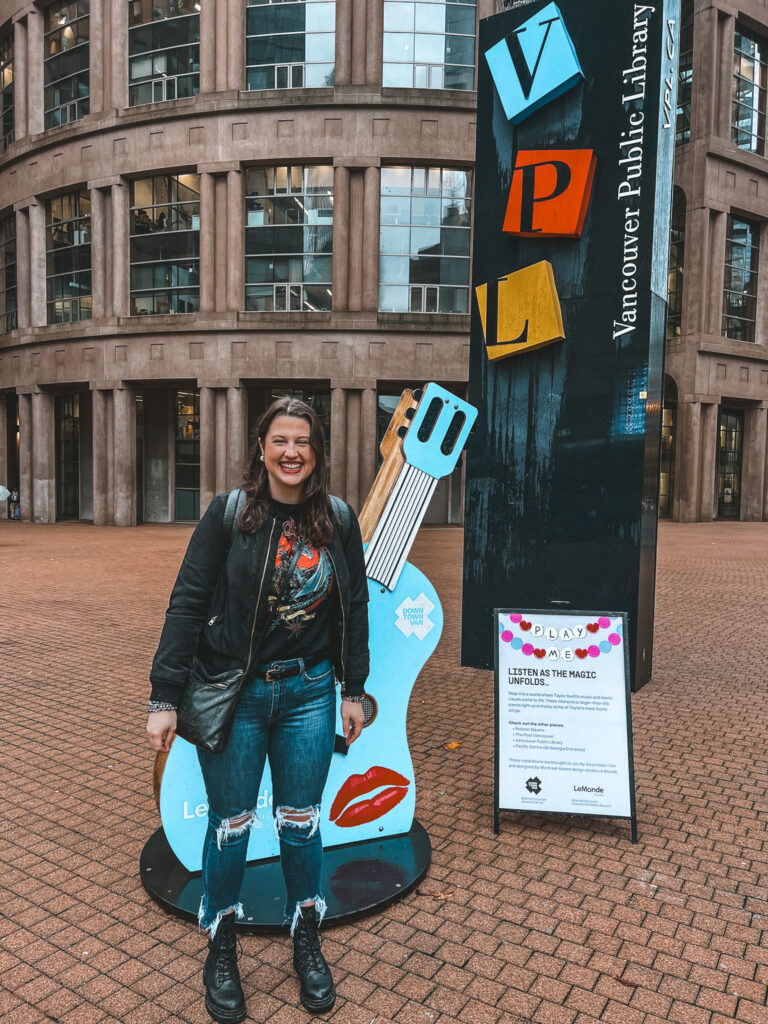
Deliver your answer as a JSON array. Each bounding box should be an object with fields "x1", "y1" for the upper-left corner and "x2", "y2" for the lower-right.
[
  {"x1": 330, "y1": 494, "x2": 351, "y2": 545},
  {"x1": 223, "y1": 488, "x2": 246, "y2": 553}
]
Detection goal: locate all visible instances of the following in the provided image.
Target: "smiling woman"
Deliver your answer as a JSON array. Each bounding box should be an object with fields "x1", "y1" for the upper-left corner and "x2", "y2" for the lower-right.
[{"x1": 146, "y1": 395, "x2": 369, "y2": 1023}]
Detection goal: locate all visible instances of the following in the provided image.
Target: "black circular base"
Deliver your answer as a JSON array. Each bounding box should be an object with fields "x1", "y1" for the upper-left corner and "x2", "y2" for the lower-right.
[{"x1": 140, "y1": 822, "x2": 432, "y2": 931}]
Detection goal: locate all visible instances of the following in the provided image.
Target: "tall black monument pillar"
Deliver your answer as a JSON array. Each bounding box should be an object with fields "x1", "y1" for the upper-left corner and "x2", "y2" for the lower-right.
[{"x1": 461, "y1": 0, "x2": 679, "y2": 689}]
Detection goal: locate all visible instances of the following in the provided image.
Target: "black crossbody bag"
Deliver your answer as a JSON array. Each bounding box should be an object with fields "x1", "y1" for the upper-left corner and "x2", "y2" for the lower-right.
[{"x1": 175, "y1": 490, "x2": 340, "y2": 753}]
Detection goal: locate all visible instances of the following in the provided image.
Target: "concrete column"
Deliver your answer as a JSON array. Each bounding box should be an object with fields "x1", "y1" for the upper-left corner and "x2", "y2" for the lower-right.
[
  {"x1": 707, "y1": 210, "x2": 726, "y2": 336},
  {"x1": 346, "y1": 389, "x2": 361, "y2": 511},
  {"x1": 13, "y1": 19, "x2": 27, "y2": 141},
  {"x1": 28, "y1": 202, "x2": 47, "y2": 327},
  {"x1": 26, "y1": 8, "x2": 43, "y2": 136},
  {"x1": 200, "y1": 0, "x2": 216, "y2": 94},
  {"x1": 227, "y1": 386, "x2": 246, "y2": 490},
  {"x1": 215, "y1": 390, "x2": 228, "y2": 495},
  {"x1": 0, "y1": 393, "x2": 7, "y2": 519},
  {"x1": 110, "y1": 0, "x2": 129, "y2": 109},
  {"x1": 675, "y1": 400, "x2": 701, "y2": 522},
  {"x1": 90, "y1": 188, "x2": 107, "y2": 319},
  {"x1": 227, "y1": 170, "x2": 243, "y2": 312},
  {"x1": 215, "y1": 0, "x2": 228, "y2": 92},
  {"x1": 113, "y1": 387, "x2": 136, "y2": 526},
  {"x1": 330, "y1": 387, "x2": 347, "y2": 498},
  {"x1": 89, "y1": 0, "x2": 105, "y2": 114},
  {"x1": 105, "y1": 390, "x2": 114, "y2": 522},
  {"x1": 692, "y1": 6, "x2": 718, "y2": 139},
  {"x1": 227, "y1": 0, "x2": 244, "y2": 91},
  {"x1": 335, "y1": 0, "x2": 352, "y2": 85},
  {"x1": 111, "y1": 182, "x2": 129, "y2": 317},
  {"x1": 92, "y1": 388, "x2": 109, "y2": 525},
  {"x1": 743, "y1": 406, "x2": 767, "y2": 522},
  {"x1": 716, "y1": 13, "x2": 735, "y2": 141},
  {"x1": 18, "y1": 393, "x2": 32, "y2": 522},
  {"x1": 15, "y1": 209, "x2": 30, "y2": 329},
  {"x1": 332, "y1": 165, "x2": 350, "y2": 312},
  {"x1": 699, "y1": 402, "x2": 718, "y2": 522},
  {"x1": 199, "y1": 386, "x2": 216, "y2": 514},
  {"x1": 351, "y1": 0, "x2": 367, "y2": 84},
  {"x1": 362, "y1": 165, "x2": 380, "y2": 312},
  {"x1": 365, "y1": 0, "x2": 384, "y2": 86},
  {"x1": 360, "y1": 386, "x2": 378, "y2": 505},
  {"x1": 684, "y1": 204, "x2": 709, "y2": 336},
  {"x1": 199, "y1": 172, "x2": 216, "y2": 312},
  {"x1": 348, "y1": 171, "x2": 364, "y2": 311},
  {"x1": 31, "y1": 391, "x2": 55, "y2": 523}
]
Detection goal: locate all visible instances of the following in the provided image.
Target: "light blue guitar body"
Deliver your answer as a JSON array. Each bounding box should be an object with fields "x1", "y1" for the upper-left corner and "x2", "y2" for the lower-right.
[{"x1": 159, "y1": 560, "x2": 442, "y2": 872}]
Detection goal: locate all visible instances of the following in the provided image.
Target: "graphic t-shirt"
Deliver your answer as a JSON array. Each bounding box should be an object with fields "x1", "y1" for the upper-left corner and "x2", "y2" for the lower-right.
[{"x1": 256, "y1": 499, "x2": 336, "y2": 667}]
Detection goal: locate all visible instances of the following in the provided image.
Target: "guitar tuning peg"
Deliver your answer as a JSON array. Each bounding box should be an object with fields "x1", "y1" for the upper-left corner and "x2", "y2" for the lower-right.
[
  {"x1": 413, "y1": 389, "x2": 423, "y2": 402},
  {"x1": 397, "y1": 425, "x2": 408, "y2": 438},
  {"x1": 404, "y1": 407, "x2": 415, "y2": 420}
]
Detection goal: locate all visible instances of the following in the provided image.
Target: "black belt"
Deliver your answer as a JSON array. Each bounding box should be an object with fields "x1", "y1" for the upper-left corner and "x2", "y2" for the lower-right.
[{"x1": 256, "y1": 654, "x2": 328, "y2": 683}]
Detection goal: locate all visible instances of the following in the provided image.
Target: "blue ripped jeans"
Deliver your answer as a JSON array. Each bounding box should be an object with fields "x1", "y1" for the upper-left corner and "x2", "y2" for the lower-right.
[{"x1": 197, "y1": 658, "x2": 336, "y2": 937}]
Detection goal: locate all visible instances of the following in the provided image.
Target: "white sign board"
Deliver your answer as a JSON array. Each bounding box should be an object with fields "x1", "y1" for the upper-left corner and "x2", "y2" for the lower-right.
[{"x1": 495, "y1": 609, "x2": 636, "y2": 840}]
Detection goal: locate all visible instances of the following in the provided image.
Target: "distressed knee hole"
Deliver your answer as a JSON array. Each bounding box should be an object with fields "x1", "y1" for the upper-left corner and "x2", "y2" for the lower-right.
[
  {"x1": 215, "y1": 807, "x2": 261, "y2": 849},
  {"x1": 274, "y1": 804, "x2": 321, "y2": 839}
]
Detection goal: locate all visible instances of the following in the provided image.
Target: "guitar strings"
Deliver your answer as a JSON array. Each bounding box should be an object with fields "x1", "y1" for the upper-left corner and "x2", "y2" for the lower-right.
[{"x1": 365, "y1": 464, "x2": 437, "y2": 590}]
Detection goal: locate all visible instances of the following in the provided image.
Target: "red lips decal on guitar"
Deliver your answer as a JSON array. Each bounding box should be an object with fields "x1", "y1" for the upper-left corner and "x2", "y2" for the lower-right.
[{"x1": 330, "y1": 766, "x2": 410, "y2": 828}]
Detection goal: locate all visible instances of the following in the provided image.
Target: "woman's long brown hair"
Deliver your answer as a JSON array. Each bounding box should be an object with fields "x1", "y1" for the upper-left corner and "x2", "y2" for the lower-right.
[{"x1": 238, "y1": 397, "x2": 334, "y2": 547}]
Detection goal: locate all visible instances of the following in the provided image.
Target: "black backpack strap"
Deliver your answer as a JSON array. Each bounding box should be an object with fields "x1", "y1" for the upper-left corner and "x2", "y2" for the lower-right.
[
  {"x1": 330, "y1": 494, "x2": 351, "y2": 544},
  {"x1": 222, "y1": 488, "x2": 245, "y2": 553}
]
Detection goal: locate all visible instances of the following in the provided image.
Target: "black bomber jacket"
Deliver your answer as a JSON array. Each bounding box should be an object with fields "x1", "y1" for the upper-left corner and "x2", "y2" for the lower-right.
[{"x1": 149, "y1": 493, "x2": 370, "y2": 705}]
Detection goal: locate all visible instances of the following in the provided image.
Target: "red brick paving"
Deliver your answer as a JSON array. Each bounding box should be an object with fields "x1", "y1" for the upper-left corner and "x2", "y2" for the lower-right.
[{"x1": 1, "y1": 519, "x2": 767, "y2": 1023}]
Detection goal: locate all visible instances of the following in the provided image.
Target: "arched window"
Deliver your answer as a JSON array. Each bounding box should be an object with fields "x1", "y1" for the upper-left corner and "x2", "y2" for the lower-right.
[{"x1": 666, "y1": 187, "x2": 685, "y2": 340}]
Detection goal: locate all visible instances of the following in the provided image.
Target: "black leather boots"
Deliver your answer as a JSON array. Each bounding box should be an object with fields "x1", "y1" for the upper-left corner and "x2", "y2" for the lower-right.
[
  {"x1": 203, "y1": 913, "x2": 246, "y2": 1023},
  {"x1": 292, "y1": 904, "x2": 336, "y2": 1013}
]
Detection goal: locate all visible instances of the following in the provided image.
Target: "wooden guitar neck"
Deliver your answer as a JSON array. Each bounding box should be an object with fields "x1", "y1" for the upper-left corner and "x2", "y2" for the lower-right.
[{"x1": 358, "y1": 389, "x2": 419, "y2": 544}]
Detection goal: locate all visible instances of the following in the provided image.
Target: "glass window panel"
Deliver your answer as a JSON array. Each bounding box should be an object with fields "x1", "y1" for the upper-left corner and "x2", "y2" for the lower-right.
[
  {"x1": 304, "y1": 32, "x2": 334, "y2": 61},
  {"x1": 411, "y1": 197, "x2": 441, "y2": 224},
  {"x1": 384, "y1": 2, "x2": 415, "y2": 31},
  {"x1": 445, "y1": 4, "x2": 475, "y2": 34},
  {"x1": 415, "y1": 4, "x2": 445, "y2": 30},
  {"x1": 412, "y1": 167, "x2": 426, "y2": 194},
  {"x1": 306, "y1": 2, "x2": 336, "y2": 30},
  {"x1": 383, "y1": 33, "x2": 415, "y2": 62},
  {"x1": 379, "y1": 285, "x2": 409, "y2": 311},
  {"x1": 411, "y1": 226, "x2": 440, "y2": 254},
  {"x1": 247, "y1": 167, "x2": 272, "y2": 194},
  {"x1": 304, "y1": 284, "x2": 332, "y2": 310},
  {"x1": 305, "y1": 64, "x2": 334, "y2": 87},
  {"x1": 383, "y1": 63, "x2": 414, "y2": 87},
  {"x1": 381, "y1": 196, "x2": 411, "y2": 224},
  {"x1": 414, "y1": 32, "x2": 445, "y2": 62},
  {"x1": 438, "y1": 286, "x2": 468, "y2": 313},
  {"x1": 380, "y1": 255, "x2": 410, "y2": 283},
  {"x1": 381, "y1": 167, "x2": 413, "y2": 195},
  {"x1": 380, "y1": 226, "x2": 411, "y2": 254},
  {"x1": 445, "y1": 33, "x2": 474, "y2": 64}
]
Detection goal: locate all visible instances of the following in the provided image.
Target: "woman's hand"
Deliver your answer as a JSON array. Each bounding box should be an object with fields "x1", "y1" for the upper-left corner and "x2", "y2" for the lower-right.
[
  {"x1": 341, "y1": 700, "x2": 364, "y2": 746},
  {"x1": 146, "y1": 710, "x2": 177, "y2": 752}
]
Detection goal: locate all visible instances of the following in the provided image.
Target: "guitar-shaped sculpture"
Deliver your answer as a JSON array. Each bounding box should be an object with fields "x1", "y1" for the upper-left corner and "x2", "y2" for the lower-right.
[{"x1": 156, "y1": 383, "x2": 477, "y2": 871}]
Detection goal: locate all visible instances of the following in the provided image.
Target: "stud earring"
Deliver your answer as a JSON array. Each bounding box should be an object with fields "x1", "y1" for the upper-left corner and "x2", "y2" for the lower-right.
[{"x1": 260, "y1": 454, "x2": 265, "y2": 462}]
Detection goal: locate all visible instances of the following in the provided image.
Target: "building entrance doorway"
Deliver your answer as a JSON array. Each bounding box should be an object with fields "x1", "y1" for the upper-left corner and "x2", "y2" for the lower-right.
[
  {"x1": 717, "y1": 408, "x2": 743, "y2": 519},
  {"x1": 55, "y1": 394, "x2": 79, "y2": 520}
]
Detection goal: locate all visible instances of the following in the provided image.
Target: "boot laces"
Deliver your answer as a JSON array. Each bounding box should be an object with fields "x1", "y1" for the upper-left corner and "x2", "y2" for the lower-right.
[
  {"x1": 295, "y1": 918, "x2": 327, "y2": 974},
  {"x1": 214, "y1": 925, "x2": 243, "y2": 983}
]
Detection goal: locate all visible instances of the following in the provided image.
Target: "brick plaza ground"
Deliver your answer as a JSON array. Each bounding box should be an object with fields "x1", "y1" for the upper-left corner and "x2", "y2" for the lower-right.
[{"x1": 2, "y1": 519, "x2": 768, "y2": 1024}]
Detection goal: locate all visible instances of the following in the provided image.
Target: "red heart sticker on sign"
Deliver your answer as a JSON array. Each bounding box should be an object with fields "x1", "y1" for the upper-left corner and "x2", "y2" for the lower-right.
[
  {"x1": 520, "y1": 621, "x2": 532, "y2": 631},
  {"x1": 575, "y1": 649, "x2": 588, "y2": 659},
  {"x1": 586, "y1": 623, "x2": 599, "y2": 634},
  {"x1": 534, "y1": 648, "x2": 546, "y2": 659}
]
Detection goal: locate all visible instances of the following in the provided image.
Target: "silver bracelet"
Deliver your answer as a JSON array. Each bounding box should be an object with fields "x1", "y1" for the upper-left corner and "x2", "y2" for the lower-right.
[
  {"x1": 148, "y1": 700, "x2": 177, "y2": 713},
  {"x1": 341, "y1": 694, "x2": 365, "y2": 704}
]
